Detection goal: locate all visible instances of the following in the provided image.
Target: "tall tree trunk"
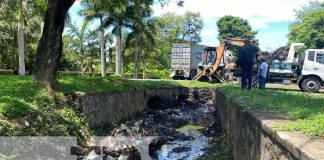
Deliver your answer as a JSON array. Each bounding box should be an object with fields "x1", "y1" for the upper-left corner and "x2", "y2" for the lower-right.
[
  {"x1": 80, "y1": 58, "x2": 84, "y2": 76},
  {"x1": 17, "y1": 0, "x2": 26, "y2": 76},
  {"x1": 134, "y1": 36, "x2": 140, "y2": 79},
  {"x1": 115, "y1": 21, "x2": 122, "y2": 75},
  {"x1": 40, "y1": 22, "x2": 44, "y2": 35},
  {"x1": 34, "y1": 0, "x2": 75, "y2": 87},
  {"x1": 100, "y1": 17, "x2": 106, "y2": 77},
  {"x1": 142, "y1": 58, "x2": 147, "y2": 79},
  {"x1": 107, "y1": 47, "x2": 110, "y2": 63},
  {"x1": 100, "y1": 30, "x2": 106, "y2": 77}
]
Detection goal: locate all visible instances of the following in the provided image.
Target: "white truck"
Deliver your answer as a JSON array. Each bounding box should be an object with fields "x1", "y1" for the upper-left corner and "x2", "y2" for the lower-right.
[
  {"x1": 297, "y1": 49, "x2": 324, "y2": 92},
  {"x1": 170, "y1": 43, "x2": 210, "y2": 79}
]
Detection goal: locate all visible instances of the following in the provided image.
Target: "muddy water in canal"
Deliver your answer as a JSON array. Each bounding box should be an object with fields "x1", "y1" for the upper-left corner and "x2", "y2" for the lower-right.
[{"x1": 104, "y1": 101, "x2": 220, "y2": 160}]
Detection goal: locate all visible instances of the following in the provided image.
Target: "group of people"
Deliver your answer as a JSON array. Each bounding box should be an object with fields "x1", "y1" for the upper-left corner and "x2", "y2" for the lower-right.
[
  {"x1": 198, "y1": 39, "x2": 268, "y2": 89},
  {"x1": 236, "y1": 39, "x2": 268, "y2": 90}
]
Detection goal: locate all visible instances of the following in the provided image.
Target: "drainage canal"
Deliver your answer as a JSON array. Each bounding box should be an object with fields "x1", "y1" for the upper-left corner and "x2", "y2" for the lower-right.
[{"x1": 77, "y1": 94, "x2": 222, "y2": 160}]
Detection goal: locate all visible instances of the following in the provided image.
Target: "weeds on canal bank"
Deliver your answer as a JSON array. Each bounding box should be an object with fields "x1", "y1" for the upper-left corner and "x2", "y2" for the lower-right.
[
  {"x1": 0, "y1": 76, "x2": 93, "y2": 145},
  {"x1": 0, "y1": 75, "x2": 215, "y2": 144},
  {"x1": 200, "y1": 135, "x2": 233, "y2": 160}
]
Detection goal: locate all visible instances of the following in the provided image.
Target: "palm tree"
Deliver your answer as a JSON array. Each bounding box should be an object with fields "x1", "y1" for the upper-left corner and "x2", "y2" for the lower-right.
[
  {"x1": 81, "y1": 1, "x2": 182, "y2": 77},
  {"x1": 101, "y1": 0, "x2": 153, "y2": 75},
  {"x1": 67, "y1": 20, "x2": 91, "y2": 75},
  {"x1": 126, "y1": 19, "x2": 155, "y2": 79},
  {"x1": 80, "y1": 0, "x2": 109, "y2": 77}
]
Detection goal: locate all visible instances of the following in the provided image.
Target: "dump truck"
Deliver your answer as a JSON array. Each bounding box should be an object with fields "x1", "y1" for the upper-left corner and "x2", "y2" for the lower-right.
[{"x1": 170, "y1": 43, "x2": 207, "y2": 80}]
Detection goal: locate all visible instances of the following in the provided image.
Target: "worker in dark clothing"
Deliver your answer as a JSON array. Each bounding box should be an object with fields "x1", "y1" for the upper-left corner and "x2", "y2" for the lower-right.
[{"x1": 236, "y1": 39, "x2": 259, "y2": 90}]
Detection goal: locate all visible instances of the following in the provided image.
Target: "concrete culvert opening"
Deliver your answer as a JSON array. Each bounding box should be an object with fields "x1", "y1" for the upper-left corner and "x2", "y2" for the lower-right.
[{"x1": 147, "y1": 96, "x2": 163, "y2": 110}]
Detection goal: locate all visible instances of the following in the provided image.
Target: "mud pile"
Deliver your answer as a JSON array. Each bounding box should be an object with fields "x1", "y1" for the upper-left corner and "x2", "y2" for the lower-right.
[{"x1": 258, "y1": 46, "x2": 289, "y2": 64}]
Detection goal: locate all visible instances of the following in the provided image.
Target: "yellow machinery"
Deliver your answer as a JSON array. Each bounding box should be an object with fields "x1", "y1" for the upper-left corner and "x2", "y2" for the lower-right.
[{"x1": 193, "y1": 39, "x2": 245, "y2": 82}]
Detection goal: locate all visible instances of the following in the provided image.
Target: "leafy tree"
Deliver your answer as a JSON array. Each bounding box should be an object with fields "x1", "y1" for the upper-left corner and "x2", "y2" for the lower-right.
[
  {"x1": 125, "y1": 6, "x2": 155, "y2": 79},
  {"x1": 294, "y1": 0, "x2": 324, "y2": 23},
  {"x1": 143, "y1": 11, "x2": 203, "y2": 78},
  {"x1": 288, "y1": 1, "x2": 324, "y2": 50},
  {"x1": 0, "y1": 1, "x2": 18, "y2": 71},
  {"x1": 0, "y1": 0, "x2": 44, "y2": 74},
  {"x1": 80, "y1": 0, "x2": 109, "y2": 77},
  {"x1": 102, "y1": 0, "x2": 154, "y2": 75},
  {"x1": 216, "y1": 15, "x2": 257, "y2": 54},
  {"x1": 179, "y1": 11, "x2": 203, "y2": 43},
  {"x1": 156, "y1": 11, "x2": 203, "y2": 43},
  {"x1": 288, "y1": 9, "x2": 324, "y2": 49},
  {"x1": 156, "y1": 12, "x2": 182, "y2": 43},
  {"x1": 66, "y1": 20, "x2": 100, "y2": 75},
  {"x1": 34, "y1": 0, "x2": 183, "y2": 87},
  {"x1": 24, "y1": 15, "x2": 43, "y2": 74},
  {"x1": 158, "y1": 0, "x2": 184, "y2": 7},
  {"x1": 216, "y1": 15, "x2": 257, "y2": 41},
  {"x1": 60, "y1": 35, "x2": 78, "y2": 71},
  {"x1": 0, "y1": 0, "x2": 30, "y2": 75}
]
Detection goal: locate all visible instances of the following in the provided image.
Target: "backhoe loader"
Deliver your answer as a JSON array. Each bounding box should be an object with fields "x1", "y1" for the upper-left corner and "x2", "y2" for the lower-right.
[{"x1": 193, "y1": 39, "x2": 246, "y2": 82}]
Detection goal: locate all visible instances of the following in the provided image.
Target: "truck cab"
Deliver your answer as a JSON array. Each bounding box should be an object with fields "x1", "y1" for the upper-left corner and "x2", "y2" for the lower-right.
[{"x1": 297, "y1": 49, "x2": 324, "y2": 92}]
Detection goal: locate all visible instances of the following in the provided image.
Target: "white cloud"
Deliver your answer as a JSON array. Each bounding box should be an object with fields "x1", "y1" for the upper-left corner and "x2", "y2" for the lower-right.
[{"x1": 74, "y1": 0, "x2": 82, "y2": 6}]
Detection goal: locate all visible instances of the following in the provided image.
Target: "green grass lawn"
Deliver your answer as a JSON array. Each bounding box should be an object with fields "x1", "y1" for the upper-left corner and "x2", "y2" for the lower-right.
[
  {"x1": 1, "y1": 75, "x2": 323, "y2": 138},
  {"x1": 0, "y1": 75, "x2": 215, "y2": 142},
  {"x1": 55, "y1": 75, "x2": 217, "y2": 94},
  {"x1": 0, "y1": 76, "x2": 92, "y2": 144},
  {"x1": 218, "y1": 84, "x2": 324, "y2": 137}
]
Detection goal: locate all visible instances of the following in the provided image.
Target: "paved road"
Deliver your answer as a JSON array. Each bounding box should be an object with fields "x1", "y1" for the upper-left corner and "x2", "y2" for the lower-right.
[{"x1": 266, "y1": 83, "x2": 324, "y2": 93}]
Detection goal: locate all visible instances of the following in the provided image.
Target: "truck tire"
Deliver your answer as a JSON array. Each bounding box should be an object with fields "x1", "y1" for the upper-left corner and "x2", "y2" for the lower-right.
[
  {"x1": 301, "y1": 77, "x2": 321, "y2": 92},
  {"x1": 298, "y1": 81, "x2": 303, "y2": 91}
]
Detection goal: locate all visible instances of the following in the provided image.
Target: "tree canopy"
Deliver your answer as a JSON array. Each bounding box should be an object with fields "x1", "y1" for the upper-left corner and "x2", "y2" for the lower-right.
[
  {"x1": 288, "y1": 1, "x2": 324, "y2": 50},
  {"x1": 1, "y1": 0, "x2": 187, "y2": 86},
  {"x1": 156, "y1": 11, "x2": 203, "y2": 43},
  {"x1": 0, "y1": 0, "x2": 44, "y2": 74},
  {"x1": 216, "y1": 15, "x2": 257, "y2": 41}
]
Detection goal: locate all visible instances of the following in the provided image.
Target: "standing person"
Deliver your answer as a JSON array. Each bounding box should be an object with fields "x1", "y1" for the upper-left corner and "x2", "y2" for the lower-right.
[
  {"x1": 236, "y1": 39, "x2": 259, "y2": 90},
  {"x1": 258, "y1": 57, "x2": 268, "y2": 90}
]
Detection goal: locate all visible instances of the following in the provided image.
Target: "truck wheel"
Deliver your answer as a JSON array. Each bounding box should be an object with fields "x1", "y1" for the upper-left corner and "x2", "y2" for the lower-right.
[
  {"x1": 301, "y1": 77, "x2": 321, "y2": 92},
  {"x1": 298, "y1": 81, "x2": 303, "y2": 91}
]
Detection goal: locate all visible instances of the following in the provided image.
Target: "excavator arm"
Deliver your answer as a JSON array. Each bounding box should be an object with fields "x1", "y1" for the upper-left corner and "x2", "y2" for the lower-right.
[{"x1": 193, "y1": 39, "x2": 245, "y2": 81}]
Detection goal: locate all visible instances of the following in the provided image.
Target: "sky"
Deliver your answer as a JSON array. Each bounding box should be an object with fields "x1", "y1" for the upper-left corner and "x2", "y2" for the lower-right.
[{"x1": 68, "y1": 0, "x2": 312, "y2": 51}]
